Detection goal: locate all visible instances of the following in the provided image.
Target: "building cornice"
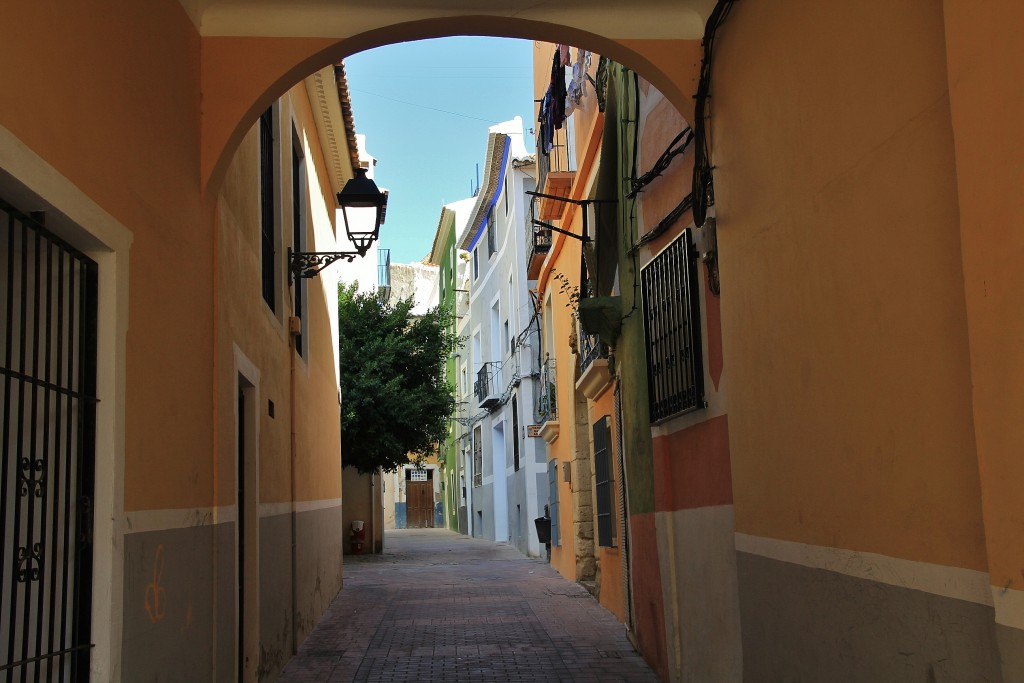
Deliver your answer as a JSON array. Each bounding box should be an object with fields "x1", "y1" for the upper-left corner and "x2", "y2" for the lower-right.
[
  {"x1": 458, "y1": 132, "x2": 509, "y2": 251},
  {"x1": 303, "y1": 62, "x2": 361, "y2": 196}
]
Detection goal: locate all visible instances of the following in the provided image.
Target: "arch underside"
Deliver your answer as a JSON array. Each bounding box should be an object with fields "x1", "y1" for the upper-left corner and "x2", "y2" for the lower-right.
[{"x1": 198, "y1": 7, "x2": 708, "y2": 197}]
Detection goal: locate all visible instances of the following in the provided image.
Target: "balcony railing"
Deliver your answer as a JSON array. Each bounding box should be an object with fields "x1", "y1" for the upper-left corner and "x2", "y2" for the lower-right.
[
  {"x1": 377, "y1": 248, "x2": 391, "y2": 301},
  {"x1": 536, "y1": 127, "x2": 574, "y2": 198},
  {"x1": 578, "y1": 325, "x2": 609, "y2": 373},
  {"x1": 474, "y1": 362, "x2": 502, "y2": 410},
  {"x1": 527, "y1": 202, "x2": 553, "y2": 279},
  {"x1": 537, "y1": 356, "x2": 558, "y2": 423}
]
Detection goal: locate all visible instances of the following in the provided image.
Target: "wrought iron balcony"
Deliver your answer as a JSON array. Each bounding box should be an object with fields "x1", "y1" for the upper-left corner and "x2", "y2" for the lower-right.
[
  {"x1": 527, "y1": 204, "x2": 553, "y2": 279},
  {"x1": 474, "y1": 362, "x2": 502, "y2": 410},
  {"x1": 537, "y1": 356, "x2": 558, "y2": 423},
  {"x1": 377, "y1": 247, "x2": 391, "y2": 301},
  {"x1": 578, "y1": 326, "x2": 609, "y2": 373}
]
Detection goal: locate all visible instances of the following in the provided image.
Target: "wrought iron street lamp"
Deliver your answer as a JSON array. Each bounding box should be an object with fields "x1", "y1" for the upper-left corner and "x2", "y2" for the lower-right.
[{"x1": 289, "y1": 167, "x2": 387, "y2": 281}]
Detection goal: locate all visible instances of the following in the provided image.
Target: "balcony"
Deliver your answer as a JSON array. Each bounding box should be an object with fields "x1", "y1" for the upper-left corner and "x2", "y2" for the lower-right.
[
  {"x1": 527, "y1": 212, "x2": 552, "y2": 280},
  {"x1": 474, "y1": 362, "x2": 502, "y2": 411},
  {"x1": 576, "y1": 325, "x2": 612, "y2": 401},
  {"x1": 377, "y1": 248, "x2": 391, "y2": 302},
  {"x1": 536, "y1": 132, "x2": 575, "y2": 219},
  {"x1": 537, "y1": 356, "x2": 559, "y2": 443}
]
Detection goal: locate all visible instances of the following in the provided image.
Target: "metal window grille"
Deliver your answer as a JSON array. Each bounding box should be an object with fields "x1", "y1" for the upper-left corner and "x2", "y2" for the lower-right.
[
  {"x1": 547, "y1": 460, "x2": 560, "y2": 547},
  {"x1": 1, "y1": 198, "x2": 97, "y2": 681},
  {"x1": 641, "y1": 230, "x2": 704, "y2": 422},
  {"x1": 259, "y1": 106, "x2": 276, "y2": 311},
  {"x1": 472, "y1": 427, "x2": 482, "y2": 487},
  {"x1": 593, "y1": 416, "x2": 614, "y2": 547}
]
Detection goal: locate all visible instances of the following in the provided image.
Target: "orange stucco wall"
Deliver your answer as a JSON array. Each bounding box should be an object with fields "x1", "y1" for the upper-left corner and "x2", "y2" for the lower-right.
[
  {"x1": 215, "y1": 83, "x2": 342, "y2": 508},
  {"x1": 943, "y1": 0, "x2": 1024, "y2": 594},
  {"x1": 588, "y1": 387, "x2": 626, "y2": 622},
  {"x1": 0, "y1": 0, "x2": 214, "y2": 512},
  {"x1": 713, "y1": 0, "x2": 987, "y2": 572},
  {"x1": 544, "y1": 225, "x2": 582, "y2": 580}
]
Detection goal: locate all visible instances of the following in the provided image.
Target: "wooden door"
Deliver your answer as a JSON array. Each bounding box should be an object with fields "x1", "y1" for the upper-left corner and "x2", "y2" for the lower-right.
[{"x1": 406, "y1": 481, "x2": 434, "y2": 528}]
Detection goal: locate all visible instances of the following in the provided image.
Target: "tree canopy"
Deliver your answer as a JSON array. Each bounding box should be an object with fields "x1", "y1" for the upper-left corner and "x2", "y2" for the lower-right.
[{"x1": 338, "y1": 283, "x2": 460, "y2": 474}]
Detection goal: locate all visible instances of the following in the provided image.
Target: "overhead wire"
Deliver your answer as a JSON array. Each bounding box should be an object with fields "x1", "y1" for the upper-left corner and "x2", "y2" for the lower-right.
[{"x1": 692, "y1": 0, "x2": 737, "y2": 229}]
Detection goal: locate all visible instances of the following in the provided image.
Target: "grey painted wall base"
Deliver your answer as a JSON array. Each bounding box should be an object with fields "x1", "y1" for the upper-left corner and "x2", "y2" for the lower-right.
[
  {"x1": 122, "y1": 524, "x2": 219, "y2": 683},
  {"x1": 737, "y1": 551, "x2": 1003, "y2": 682},
  {"x1": 121, "y1": 505, "x2": 343, "y2": 683},
  {"x1": 997, "y1": 624, "x2": 1024, "y2": 683},
  {"x1": 260, "y1": 506, "x2": 343, "y2": 681}
]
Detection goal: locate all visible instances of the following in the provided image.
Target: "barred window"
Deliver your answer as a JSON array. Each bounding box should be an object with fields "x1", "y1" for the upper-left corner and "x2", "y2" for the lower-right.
[{"x1": 641, "y1": 230, "x2": 704, "y2": 421}]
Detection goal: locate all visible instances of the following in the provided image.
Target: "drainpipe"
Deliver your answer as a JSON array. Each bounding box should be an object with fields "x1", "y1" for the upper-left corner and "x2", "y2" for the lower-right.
[{"x1": 288, "y1": 316, "x2": 299, "y2": 654}]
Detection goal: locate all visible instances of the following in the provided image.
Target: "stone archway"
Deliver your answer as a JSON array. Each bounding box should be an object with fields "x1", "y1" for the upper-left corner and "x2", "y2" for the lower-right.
[{"x1": 198, "y1": 15, "x2": 705, "y2": 200}]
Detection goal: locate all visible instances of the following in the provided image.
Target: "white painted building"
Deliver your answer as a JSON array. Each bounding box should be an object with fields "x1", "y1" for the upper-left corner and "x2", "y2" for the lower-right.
[{"x1": 456, "y1": 117, "x2": 547, "y2": 556}]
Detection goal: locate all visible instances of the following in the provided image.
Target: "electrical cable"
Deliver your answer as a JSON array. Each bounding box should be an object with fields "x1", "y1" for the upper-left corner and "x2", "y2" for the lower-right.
[
  {"x1": 628, "y1": 128, "x2": 694, "y2": 199},
  {"x1": 692, "y1": 0, "x2": 737, "y2": 229},
  {"x1": 629, "y1": 193, "x2": 694, "y2": 255}
]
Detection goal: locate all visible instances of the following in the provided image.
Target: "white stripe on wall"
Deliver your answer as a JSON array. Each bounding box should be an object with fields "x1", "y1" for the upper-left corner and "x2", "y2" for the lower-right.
[
  {"x1": 259, "y1": 498, "x2": 342, "y2": 518},
  {"x1": 124, "y1": 506, "x2": 235, "y2": 534},
  {"x1": 123, "y1": 498, "x2": 343, "y2": 533},
  {"x1": 991, "y1": 585, "x2": 1024, "y2": 631},
  {"x1": 735, "y1": 532, "x2": 993, "y2": 607}
]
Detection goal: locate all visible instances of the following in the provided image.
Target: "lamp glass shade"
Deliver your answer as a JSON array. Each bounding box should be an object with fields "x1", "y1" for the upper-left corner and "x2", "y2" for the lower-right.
[{"x1": 337, "y1": 167, "x2": 385, "y2": 255}]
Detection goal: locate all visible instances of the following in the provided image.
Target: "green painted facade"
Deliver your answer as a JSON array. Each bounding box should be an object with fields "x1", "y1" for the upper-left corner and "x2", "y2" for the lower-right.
[
  {"x1": 605, "y1": 64, "x2": 657, "y2": 517},
  {"x1": 433, "y1": 208, "x2": 461, "y2": 531}
]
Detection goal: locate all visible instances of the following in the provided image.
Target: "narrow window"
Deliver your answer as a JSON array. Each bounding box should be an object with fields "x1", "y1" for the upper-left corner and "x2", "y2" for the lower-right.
[
  {"x1": 473, "y1": 248, "x2": 479, "y2": 279},
  {"x1": 512, "y1": 395, "x2": 520, "y2": 472},
  {"x1": 486, "y1": 206, "x2": 496, "y2": 256},
  {"x1": 291, "y1": 128, "x2": 306, "y2": 356},
  {"x1": 473, "y1": 426, "x2": 483, "y2": 487},
  {"x1": 259, "y1": 106, "x2": 276, "y2": 310}
]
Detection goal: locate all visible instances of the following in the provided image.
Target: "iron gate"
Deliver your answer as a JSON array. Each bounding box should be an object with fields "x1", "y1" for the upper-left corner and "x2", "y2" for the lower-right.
[{"x1": 1, "y1": 198, "x2": 97, "y2": 681}]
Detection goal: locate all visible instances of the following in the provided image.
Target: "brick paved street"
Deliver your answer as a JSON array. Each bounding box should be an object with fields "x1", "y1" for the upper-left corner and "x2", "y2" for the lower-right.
[{"x1": 277, "y1": 529, "x2": 660, "y2": 683}]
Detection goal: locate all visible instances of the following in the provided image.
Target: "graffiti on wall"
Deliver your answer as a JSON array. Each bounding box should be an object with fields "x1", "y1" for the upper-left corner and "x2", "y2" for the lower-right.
[{"x1": 144, "y1": 544, "x2": 167, "y2": 623}]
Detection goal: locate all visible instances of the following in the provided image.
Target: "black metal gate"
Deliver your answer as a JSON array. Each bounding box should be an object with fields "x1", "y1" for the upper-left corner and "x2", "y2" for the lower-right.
[{"x1": 1, "y1": 197, "x2": 97, "y2": 681}]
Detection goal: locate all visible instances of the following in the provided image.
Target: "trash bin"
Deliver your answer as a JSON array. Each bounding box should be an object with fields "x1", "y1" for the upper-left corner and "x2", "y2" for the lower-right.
[
  {"x1": 350, "y1": 520, "x2": 366, "y2": 555},
  {"x1": 534, "y1": 516, "x2": 551, "y2": 544}
]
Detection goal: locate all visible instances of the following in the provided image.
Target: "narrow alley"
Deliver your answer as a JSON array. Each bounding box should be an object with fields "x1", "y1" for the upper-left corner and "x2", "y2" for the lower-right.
[{"x1": 277, "y1": 530, "x2": 658, "y2": 683}]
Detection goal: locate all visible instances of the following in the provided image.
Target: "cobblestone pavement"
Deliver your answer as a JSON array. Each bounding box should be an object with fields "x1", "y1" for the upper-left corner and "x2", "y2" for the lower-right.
[{"x1": 277, "y1": 528, "x2": 660, "y2": 683}]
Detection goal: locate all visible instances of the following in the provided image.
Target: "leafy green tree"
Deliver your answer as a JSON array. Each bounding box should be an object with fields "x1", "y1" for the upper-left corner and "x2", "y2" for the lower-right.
[{"x1": 338, "y1": 283, "x2": 461, "y2": 474}]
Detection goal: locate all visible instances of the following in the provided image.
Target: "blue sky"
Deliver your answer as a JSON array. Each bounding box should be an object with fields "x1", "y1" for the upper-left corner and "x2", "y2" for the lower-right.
[{"x1": 344, "y1": 37, "x2": 537, "y2": 263}]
